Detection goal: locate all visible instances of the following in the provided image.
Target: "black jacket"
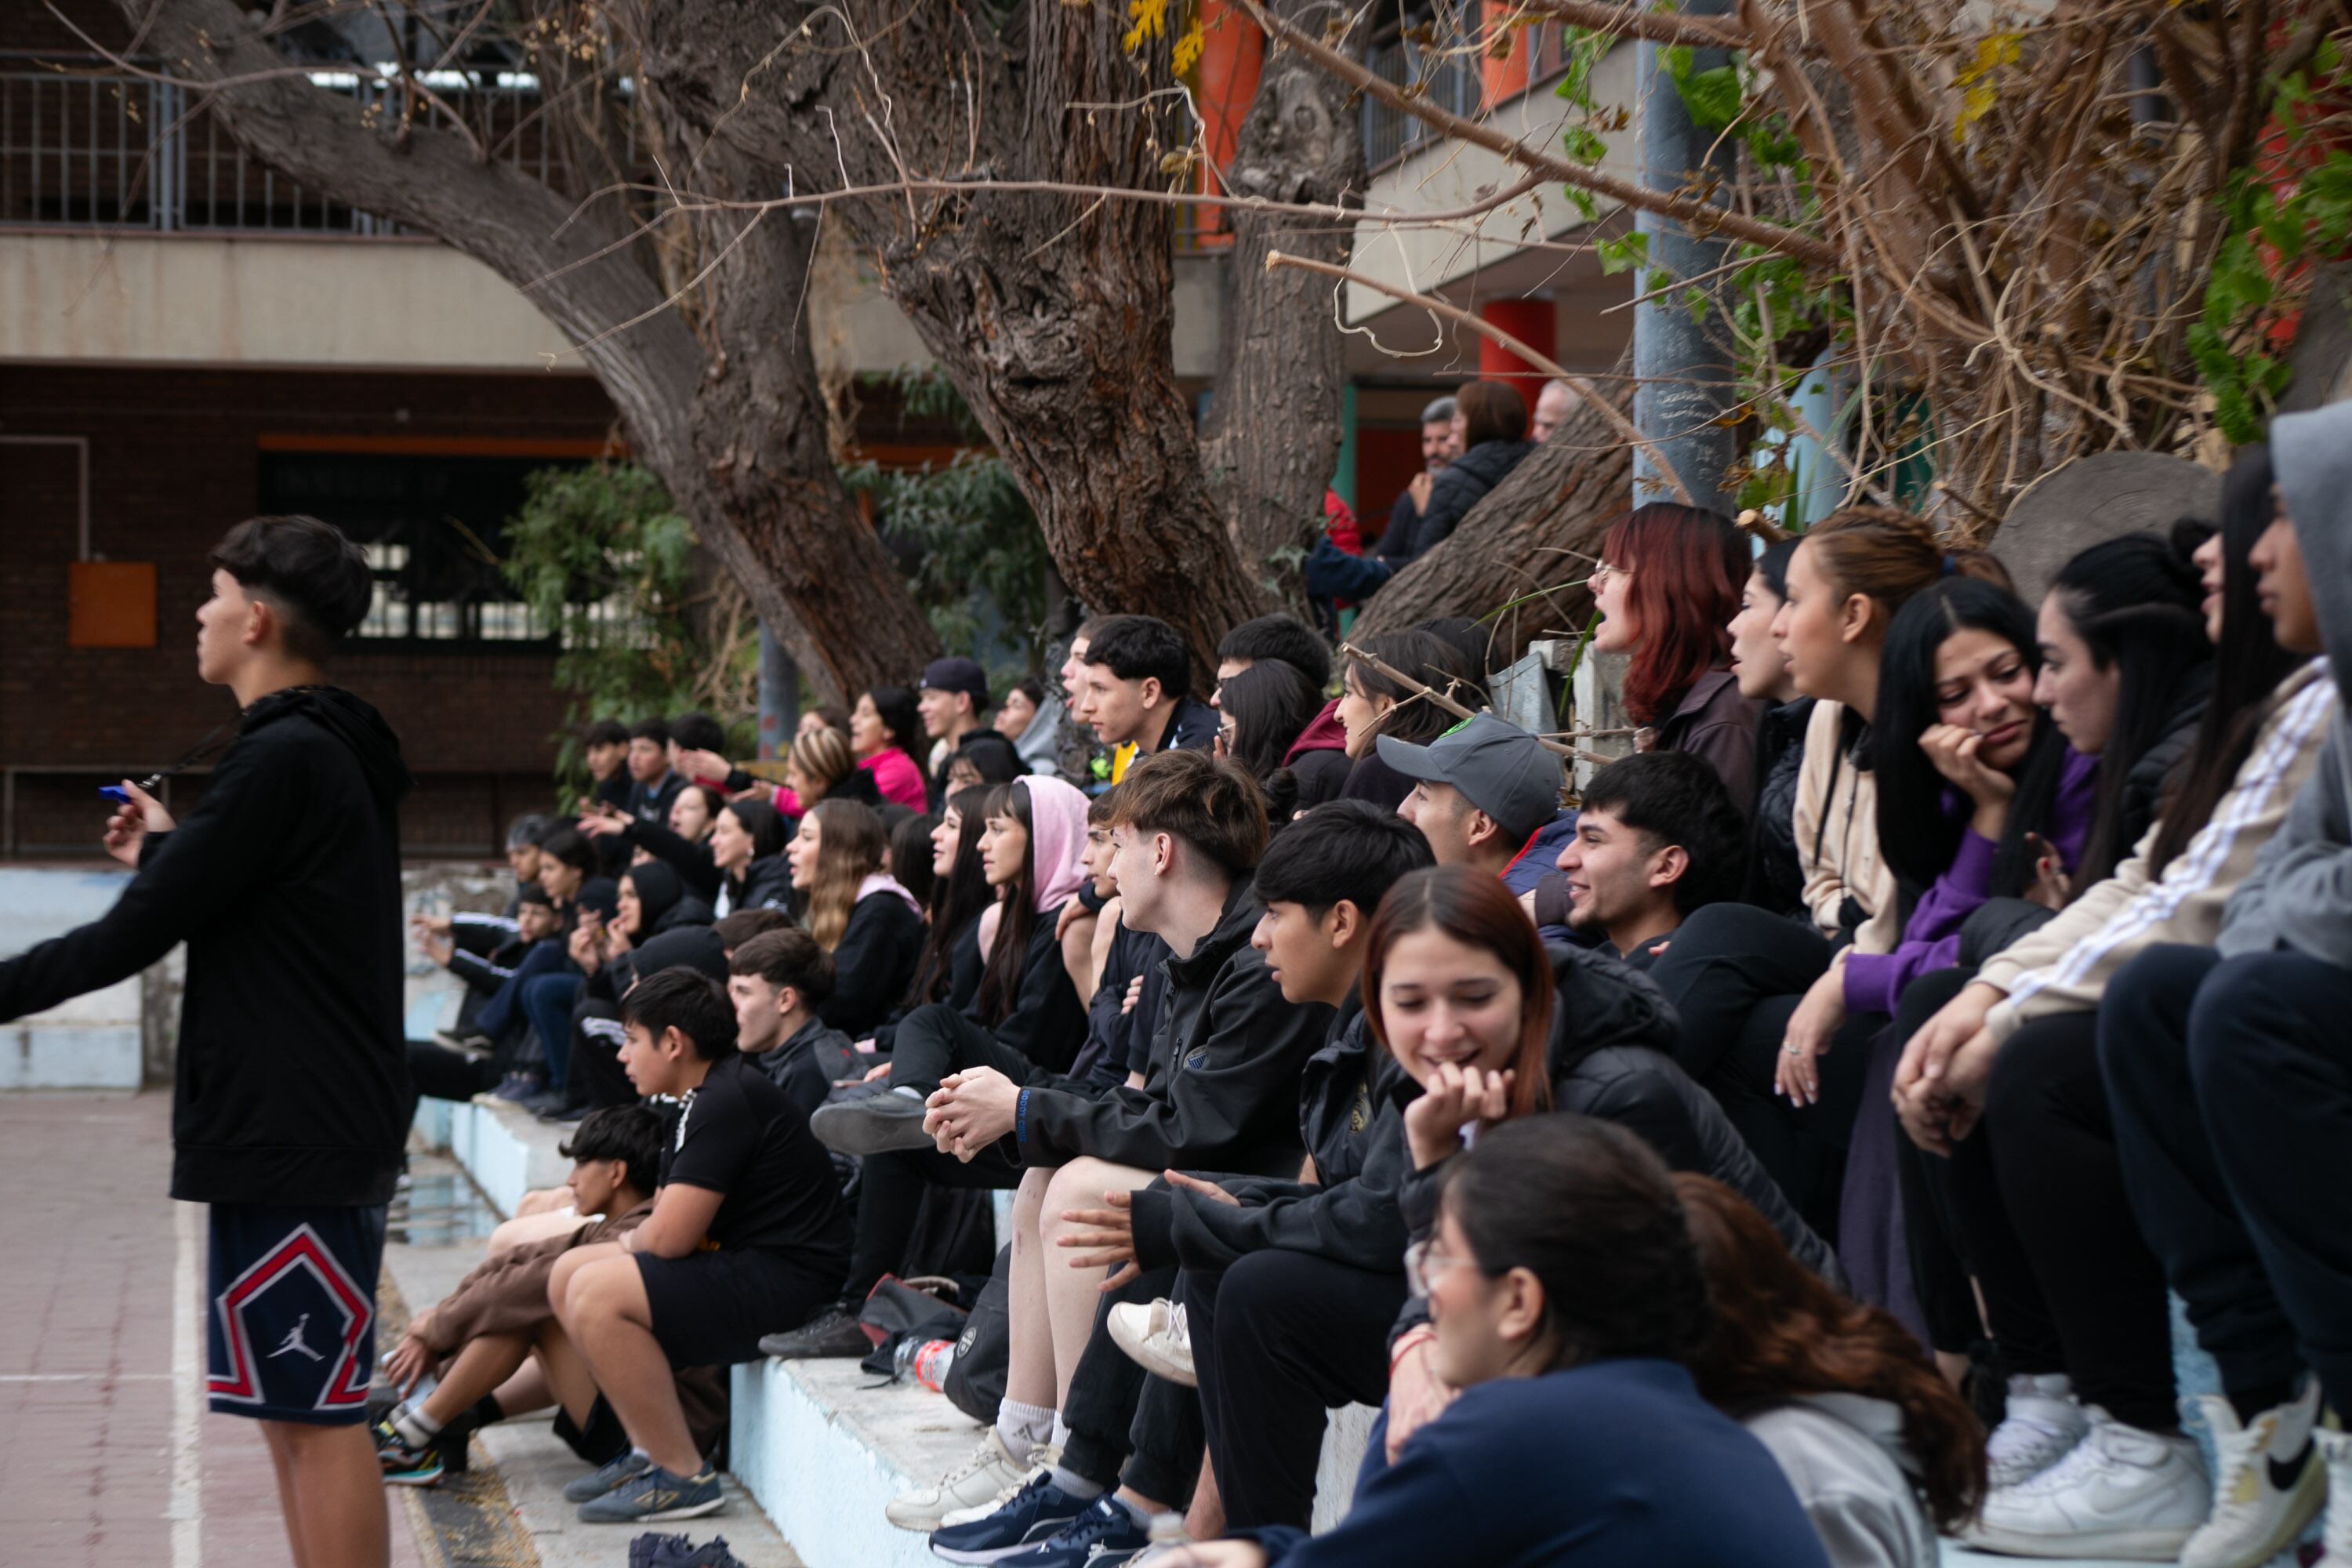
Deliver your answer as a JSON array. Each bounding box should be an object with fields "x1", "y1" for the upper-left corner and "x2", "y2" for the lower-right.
[
  {"x1": 1156, "y1": 697, "x2": 1221, "y2": 756},
  {"x1": 1398, "y1": 945, "x2": 1838, "y2": 1340},
  {"x1": 984, "y1": 901, "x2": 1091, "y2": 1075},
  {"x1": 756, "y1": 1014, "x2": 861, "y2": 1116},
  {"x1": 1017, "y1": 881, "x2": 1332, "y2": 1174},
  {"x1": 1394, "y1": 439, "x2": 1531, "y2": 561},
  {"x1": 718, "y1": 854, "x2": 795, "y2": 920},
  {"x1": 820, "y1": 889, "x2": 925, "y2": 1038},
  {"x1": 629, "y1": 770, "x2": 685, "y2": 828},
  {"x1": 0, "y1": 688, "x2": 412, "y2": 1205},
  {"x1": 1743, "y1": 698, "x2": 1816, "y2": 917},
  {"x1": 1066, "y1": 916, "x2": 1171, "y2": 1089},
  {"x1": 1130, "y1": 992, "x2": 1413, "y2": 1275},
  {"x1": 621, "y1": 818, "x2": 724, "y2": 902},
  {"x1": 2114, "y1": 668, "x2": 2212, "y2": 863}
]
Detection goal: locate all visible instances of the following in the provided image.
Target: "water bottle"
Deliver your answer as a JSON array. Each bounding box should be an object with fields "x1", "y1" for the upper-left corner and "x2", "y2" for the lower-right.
[{"x1": 892, "y1": 1336, "x2": 956, "y2": 1391}]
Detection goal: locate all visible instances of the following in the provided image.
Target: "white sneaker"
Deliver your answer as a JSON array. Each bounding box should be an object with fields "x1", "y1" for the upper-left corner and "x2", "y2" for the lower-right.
[
  {"x1": 937, "y1": 1444, "x2": 1063, "y2": 1528},
  {"x1": 1985, "y1": 1373, "x2": 2091, "y2": 1490},
  {"x1": 1966, "y1": 1406, "x2": 2212, "y2": 1560},
  {"x1": 883, "y1": 1428, "x2": 1032, "y2": 1532},
  {"x1": 2315, "y1": 1428, "x2": 2352, "y2": 1567},
  {"x1": 2183, "y1": 1385, "x2": 2325, "y2": 1568},
  {"x1": 1108, "y1": 1299, "x2": 1196, "y2": 1388}
]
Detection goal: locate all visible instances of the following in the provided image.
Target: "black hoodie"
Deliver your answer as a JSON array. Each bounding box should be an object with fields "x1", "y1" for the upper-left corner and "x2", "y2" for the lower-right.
[
  {"x1": 0, "y1": 687, "x2": 413, "y2": 1206},
  {"x1": 1015, "y1": 880, "x2": 1332, "y2": 1174}
]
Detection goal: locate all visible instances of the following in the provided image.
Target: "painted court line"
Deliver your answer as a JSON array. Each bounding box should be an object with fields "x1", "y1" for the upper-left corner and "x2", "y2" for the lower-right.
[{"x1": 170, "y1": 1197, "x2": 204, "y2": 1568}]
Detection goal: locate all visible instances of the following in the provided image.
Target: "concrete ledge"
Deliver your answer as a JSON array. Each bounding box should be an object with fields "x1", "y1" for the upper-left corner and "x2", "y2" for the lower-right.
[
  {"x1": 1, "y1": 979, "x2": 142, "y2": 1088},
  {"x1": 411, "y1": 1094, "x2": 569, "y2": 1218}
]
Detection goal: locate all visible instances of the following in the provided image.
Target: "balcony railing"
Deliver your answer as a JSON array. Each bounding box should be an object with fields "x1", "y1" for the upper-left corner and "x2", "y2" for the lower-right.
[{"x1": 0, "y1": 57, "x2": 598, "y2": 235}]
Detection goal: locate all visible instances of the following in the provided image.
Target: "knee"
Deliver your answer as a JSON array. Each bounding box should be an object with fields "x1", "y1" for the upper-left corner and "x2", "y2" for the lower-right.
[
  {"x1": 2187, "y1": 953, "x2": 2321, "y2": 1100},
  {"x1": 1218, "y1": 1249, "x2": 1293, "y2": 1318},
  {"x1": 561, "y1": 1259, "x2": 637, "y2": 1327},
  {"x1": 1040, "y1": 1159, "x2": 1134, "y2": 1243}
]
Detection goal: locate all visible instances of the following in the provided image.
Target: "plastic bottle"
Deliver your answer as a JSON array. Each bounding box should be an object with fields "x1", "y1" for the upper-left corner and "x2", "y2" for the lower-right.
[{"x1": 893, "y1": 1336, "x2": 956, "y2": 1391}]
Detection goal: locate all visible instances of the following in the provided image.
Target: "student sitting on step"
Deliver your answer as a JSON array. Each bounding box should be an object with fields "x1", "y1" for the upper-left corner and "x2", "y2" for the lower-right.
[{"x1": 547, "y1": 967, "x2": 851, "y2": 1526}]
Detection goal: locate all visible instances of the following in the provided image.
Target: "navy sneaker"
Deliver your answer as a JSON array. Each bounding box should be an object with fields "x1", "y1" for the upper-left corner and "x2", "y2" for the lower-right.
[
  {"x1": 631, "y1": 1532, "x2": 746, "y2": 1568},
  {"x1": 927, "y1": 1472, "x2": 1094, "y2": 1563},
  {"x1": 492, "y1": 1072, "x2": 544, "y2": 1103},
  {"x1": 994, "y1": 1494, "x2": 1152, "y2": 1568},
  {"x1": 577, "y1": 1462, "x2": 724, "y2": 1524}
]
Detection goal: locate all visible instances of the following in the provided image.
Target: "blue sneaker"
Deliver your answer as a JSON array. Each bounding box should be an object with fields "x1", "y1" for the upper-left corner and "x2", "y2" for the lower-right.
[
  {"x1": 994, "y1": 1494, "x2": 1152, "y2": 1568},
  {"x1": 562, "y1": 1448, "x2": 652, "y2": 1503},
  {"x1": 928, "y1": 1472, "x2": 1093, "y2": 1563}
]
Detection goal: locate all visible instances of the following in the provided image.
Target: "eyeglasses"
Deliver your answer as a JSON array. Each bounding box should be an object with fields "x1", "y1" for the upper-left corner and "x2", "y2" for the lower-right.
[
  {"x1": 1403, "y1": 1240, "x2": 1472, "y2": 1298},
  {"x1": 1589, "y1": 561, "x2": 1628, "y2": 590}
]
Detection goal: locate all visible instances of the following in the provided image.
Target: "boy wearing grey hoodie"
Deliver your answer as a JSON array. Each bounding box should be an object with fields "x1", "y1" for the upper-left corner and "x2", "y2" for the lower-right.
[{"x1": 2099, "y1": 397, "x2": 2352, "y2": 1568}]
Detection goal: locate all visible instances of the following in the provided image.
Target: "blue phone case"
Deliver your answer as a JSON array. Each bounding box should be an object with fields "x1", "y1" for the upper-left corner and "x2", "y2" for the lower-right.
[{"x1": 99, "y1": 786, "x2": 132, "y2": 804}]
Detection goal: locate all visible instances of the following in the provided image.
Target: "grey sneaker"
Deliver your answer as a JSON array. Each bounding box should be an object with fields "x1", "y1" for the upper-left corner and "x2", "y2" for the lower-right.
[
  {"x1": 578, "y1": 1463, "x2": 725, "y2": 1524},
  {"x1": 562, "y1": 1448, "x2": 652, "y2": 1504},
  {"x1": 810, "y1": 1091, "x2": 935, "y2": 1156}
]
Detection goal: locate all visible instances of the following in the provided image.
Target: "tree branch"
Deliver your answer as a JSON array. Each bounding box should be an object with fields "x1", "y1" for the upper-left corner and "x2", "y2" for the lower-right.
[
  {"x1": 1514, "y1": 0, "x2": 1750, "y2": 49},
  {"x1": 1265, "y1": 249, "x2": 1695, "y2": 506},
  {"x1": 1234, "y1": 0, "x2": 1841, "y2": 267}
]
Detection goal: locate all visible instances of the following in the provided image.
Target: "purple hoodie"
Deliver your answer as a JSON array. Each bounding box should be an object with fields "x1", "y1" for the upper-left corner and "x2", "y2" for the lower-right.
[{"x1": 1842, "y1": 747, "x2": 2097, "y2": 1015}]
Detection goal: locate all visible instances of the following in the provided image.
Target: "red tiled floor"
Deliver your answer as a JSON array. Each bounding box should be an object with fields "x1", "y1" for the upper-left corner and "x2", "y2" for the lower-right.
[{"x1": 0, "y1": 1091, "x2": 423, "y2": 1567}]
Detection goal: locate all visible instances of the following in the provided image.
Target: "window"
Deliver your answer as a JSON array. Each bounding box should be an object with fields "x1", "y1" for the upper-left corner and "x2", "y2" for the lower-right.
[{"x1": 256, "y1": 450, "x2": 575, "y2": 648}]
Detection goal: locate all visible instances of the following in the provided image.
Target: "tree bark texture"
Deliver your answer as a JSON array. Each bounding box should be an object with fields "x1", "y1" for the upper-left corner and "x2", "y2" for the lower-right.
[
  {"x1": 121, "y1": 0, "x2": 940, "y2": 706},
  {"x1": 1355, "y1": 375, "x2": 1636, "y2": 649},
  {"x1": 1197, "y1": 2, "x2": 1367, "y2": 605},
  {"x1": 641, "y1": 0, "x2": 1319, "y2": 692}
]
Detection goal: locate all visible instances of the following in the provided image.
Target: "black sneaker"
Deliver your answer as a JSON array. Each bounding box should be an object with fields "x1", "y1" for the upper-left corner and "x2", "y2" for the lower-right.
[
  {"x1": 757, "y1": 1305, "x2": 871, "y2": 1359},
  {"x1": 928, "y1": 1472, "x2": 1094, "y2": 1564},
  {"x1": 809, "y1": 1091, "x2": 935, "y2": 1155}
]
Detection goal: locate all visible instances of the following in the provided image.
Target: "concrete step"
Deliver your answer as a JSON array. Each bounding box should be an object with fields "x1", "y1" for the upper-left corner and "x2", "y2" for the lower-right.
[{"x1": 0, "y1": 866, "x2": 149, "y2": 1089}]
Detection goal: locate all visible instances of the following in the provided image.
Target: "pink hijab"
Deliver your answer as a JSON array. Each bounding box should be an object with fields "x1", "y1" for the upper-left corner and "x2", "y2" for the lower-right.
[{"x1": 976, "y1": 775, "x2": 1093, "y2": 958}]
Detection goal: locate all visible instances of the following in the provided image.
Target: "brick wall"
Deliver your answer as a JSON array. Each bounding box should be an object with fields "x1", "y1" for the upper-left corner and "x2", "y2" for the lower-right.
[{"x1": 0, "y1": 362, "x2": 619, "y2": 856}]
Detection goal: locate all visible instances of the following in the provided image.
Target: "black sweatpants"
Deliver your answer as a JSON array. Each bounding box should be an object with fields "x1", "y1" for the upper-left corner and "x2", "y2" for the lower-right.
[
  {"x1": 1645, "y1": 901, "x2": 1877, "y2": 1231},
  {"x1": 1882, "y1": 970, "x2": 1983, "y2": 1353},
  {"x1": 1907, "y1": 1003, "x2": 2176, "y2": 1429},
  {"x1": 1055, "y1": 1258, "x2": 1202, "y2": 1508},
  {"x1": 1185, "y1": 1250, "x2": 1406, "y2": 1532},
  {"x1": 2103, "y1": 944, "x2": 2352, "y2": 1414},
  {"x1": 887, "y1": 1002, "x2": 1061, "y2": 1098},
  {"x1": 568, "y1": 998, "x2": 635, "y2": 1111}
]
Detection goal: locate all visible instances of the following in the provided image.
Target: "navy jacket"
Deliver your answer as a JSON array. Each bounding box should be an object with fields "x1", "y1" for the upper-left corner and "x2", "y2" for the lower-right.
[{"x1": 1239, "y1": 1359, "x2": 1829, "y2": 1568}]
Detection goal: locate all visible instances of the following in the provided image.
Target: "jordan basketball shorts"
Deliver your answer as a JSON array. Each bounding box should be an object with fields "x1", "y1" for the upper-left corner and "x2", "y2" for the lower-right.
[{"x1": 205, "y1": 1201, "x2": 387, "y2": 1425}]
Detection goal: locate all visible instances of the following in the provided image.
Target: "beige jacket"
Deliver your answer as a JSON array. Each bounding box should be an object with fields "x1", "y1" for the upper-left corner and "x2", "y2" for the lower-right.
[
  {"x1": 1791, "y1": 699, "x2": 1900, "y2": 955},
  {"x1": 1980, "y1": 660, "x2": 2337, "y2": 1041}
]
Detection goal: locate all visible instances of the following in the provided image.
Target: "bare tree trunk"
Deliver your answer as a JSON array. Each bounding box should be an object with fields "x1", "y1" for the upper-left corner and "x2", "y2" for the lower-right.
[
  {"x1": 1356, "y1": 376, "x2": 1637, "y2": 647},
  {"x1": 123, "y1": 0, "x2": 939, "y2": 705},
  {"x1": 644, "y1": 0, "x2": 1278, "y2": 691},
  {"x1": 1198, "y1": 3, "x2": 1367, "y2": 605}
]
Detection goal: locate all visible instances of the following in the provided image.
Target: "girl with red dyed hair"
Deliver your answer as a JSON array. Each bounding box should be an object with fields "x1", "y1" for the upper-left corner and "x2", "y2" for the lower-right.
[{"x1": 1592, "y1": 503, "x2": 1765, "y2": 806}]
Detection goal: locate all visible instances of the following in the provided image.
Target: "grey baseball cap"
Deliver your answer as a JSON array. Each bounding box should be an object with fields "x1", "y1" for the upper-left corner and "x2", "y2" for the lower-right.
[{"x1": 1377, "y1": 713, "x2": 1563, "y2": 841}]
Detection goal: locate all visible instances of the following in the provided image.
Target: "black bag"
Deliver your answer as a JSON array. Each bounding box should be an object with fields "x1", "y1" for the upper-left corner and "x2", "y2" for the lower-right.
[
  {"x1": 942, "y1": 1243, "x2": 1012, "y2": 1425},
  {"x1": 855, "y1": 1276, "x2": 970, "y2": 1378}
]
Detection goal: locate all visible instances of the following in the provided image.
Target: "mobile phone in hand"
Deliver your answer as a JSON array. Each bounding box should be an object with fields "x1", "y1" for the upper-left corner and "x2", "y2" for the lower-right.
[{"x1": 99, "y1": 786, "x2": 131, "y2": 805}]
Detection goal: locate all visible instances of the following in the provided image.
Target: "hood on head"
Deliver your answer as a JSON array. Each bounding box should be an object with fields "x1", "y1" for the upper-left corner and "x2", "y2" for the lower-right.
[
  {"x1": 244, "y1": 686, "x2": 412, "y2": 812},
  {"x1": 2273, "y1": 400, "x2": 2352, "y2": 706},
  {"x1": 1019, "y1": 775, "x2": 1094, "y2": 914}
]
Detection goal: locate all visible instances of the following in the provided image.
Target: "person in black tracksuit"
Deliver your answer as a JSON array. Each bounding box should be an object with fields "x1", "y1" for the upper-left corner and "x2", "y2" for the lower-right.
[
  {"x1": 0, "y1": 517, "x2": 408, "y2": 1565},
  {"x1": 815, "y1": 880, "x2": 926, "y2": 1039},
  {"x1": 913, "y1": 753, "x2": 1344, "y2": 1565}
]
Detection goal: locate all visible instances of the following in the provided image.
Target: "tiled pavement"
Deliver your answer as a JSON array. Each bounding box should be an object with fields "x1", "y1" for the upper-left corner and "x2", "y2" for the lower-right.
[{"x1": 0, "y1": 1090, "x2": 427, "y2": 1568}]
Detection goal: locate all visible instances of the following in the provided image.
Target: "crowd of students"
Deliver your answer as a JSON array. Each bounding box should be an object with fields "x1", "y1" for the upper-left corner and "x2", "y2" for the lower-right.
[{"x1": 377, "y1": 394, "x2": 2352, "y2": 1568}]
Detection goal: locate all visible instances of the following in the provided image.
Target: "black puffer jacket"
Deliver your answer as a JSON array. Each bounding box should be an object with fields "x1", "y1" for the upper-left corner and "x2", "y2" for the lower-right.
[
  {"x1": 2109, "y1": 667, "x2": 2212, "y2": 873},
  {"x1": 1388, "y1": 438, "x2": 1532, "y2": 561},
  {"x1": 1128, "y1": 993, "x2": 1414, "y2": 1275},
  {"x1": 1743, "y1": 698, "x2": 1817, "y2": 917},
  {"x1": 1015, "y1": 880, "x2": 1332, "y2": 1174},
  {"x1": 1400, "y1": 946, "x2": 1839, "y2": 1292},
  {"x1": 717, "y1": 853, "x2": 795, "y2": 919}
]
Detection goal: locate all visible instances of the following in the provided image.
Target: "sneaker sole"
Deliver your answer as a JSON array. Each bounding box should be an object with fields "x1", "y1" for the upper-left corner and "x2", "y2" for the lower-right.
[
  {"x1": 1962, "y1": 1522, "x2": 2198, "y2": 1560},
  {"x1": 380, "y1": 1467, "x2": 443, "y2": 1487},
  {"x1": 928, "y1": 1537, "x2": 1079, "y2": 1566},
  {"x1": 808, "y1": 1102, "x2": 937, "y2": 1156},
  {"x1": 582, "y1": 1492, "x2": 727, "y2": 1525},
  {"x1": 1107, "y1": 1314, "x2": 1196, "y2": 1388}
]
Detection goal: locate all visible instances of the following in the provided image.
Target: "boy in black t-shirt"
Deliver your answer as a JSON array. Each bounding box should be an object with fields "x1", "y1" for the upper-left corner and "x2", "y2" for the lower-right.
[{"x1": 548, "y1": 967, "x2": 851, "y2": 1524}]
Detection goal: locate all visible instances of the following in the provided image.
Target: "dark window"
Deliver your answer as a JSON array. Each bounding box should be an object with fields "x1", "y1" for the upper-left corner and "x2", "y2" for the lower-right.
[{"x1": 256, "y1": 451, "x2": 576, "y2": 648}]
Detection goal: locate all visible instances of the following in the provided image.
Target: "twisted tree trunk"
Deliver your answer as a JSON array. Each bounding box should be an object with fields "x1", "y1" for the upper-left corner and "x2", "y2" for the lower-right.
[{"x1": 123, "y1": 0, "x2": 941, "y2": 706}]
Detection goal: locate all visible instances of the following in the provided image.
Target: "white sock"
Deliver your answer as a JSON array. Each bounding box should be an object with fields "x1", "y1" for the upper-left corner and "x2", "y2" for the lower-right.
[
  {"x1": 391, "y1": 1399, "x2": 441, "y2": 1447},
  {"x1": 996, "y1": 1398, "x2": 1054, "y2": 1462},
  {"x1": 1048, "y1": 1414, "x2": 1073, "y2": 1453},
  {"x1": 1046, "y1": 1464, "x2": 1105, "y2": 1501}
]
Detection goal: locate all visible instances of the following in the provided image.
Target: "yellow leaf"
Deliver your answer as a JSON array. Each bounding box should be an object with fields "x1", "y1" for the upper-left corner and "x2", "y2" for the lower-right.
[
  {"x1": 1122, "y1": 0, "x2": 1168, "y2": 56},
  {"x1": 1951, "y1": 31, "x2": 2020, "y2": 143},
  {"x1": 1172, "y1": 11, "x2": 1204, "y2": 76}
]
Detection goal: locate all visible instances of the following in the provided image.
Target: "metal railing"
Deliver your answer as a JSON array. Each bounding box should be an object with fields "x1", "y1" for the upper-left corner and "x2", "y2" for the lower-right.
[{"x1": 1, "y1": 56, "x2": 601, "y2": 235}]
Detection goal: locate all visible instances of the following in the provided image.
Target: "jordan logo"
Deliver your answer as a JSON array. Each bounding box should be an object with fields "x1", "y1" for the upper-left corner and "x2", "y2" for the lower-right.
[{"x1": 268, "y1": 1313, "x2": 326, "y2": 1363}]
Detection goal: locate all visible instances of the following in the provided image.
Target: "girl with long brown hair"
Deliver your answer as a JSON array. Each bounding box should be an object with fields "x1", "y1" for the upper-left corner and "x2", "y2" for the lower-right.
[
  {"x1": 1679, "y1": 1173, "x2": 1983, "y2": 1567},
  {"x1": 782, "y1": 798, "x2": 923, "y2": 1037}
]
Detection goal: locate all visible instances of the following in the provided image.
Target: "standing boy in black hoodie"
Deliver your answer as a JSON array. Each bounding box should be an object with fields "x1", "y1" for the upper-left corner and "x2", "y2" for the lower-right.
[{"x1": 0, "y1": 515, "x2": 411, "y2": 1568}]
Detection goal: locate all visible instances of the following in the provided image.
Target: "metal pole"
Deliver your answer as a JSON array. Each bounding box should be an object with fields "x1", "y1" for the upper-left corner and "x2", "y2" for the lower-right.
[
  {"x1": 757, "y1": 622, "x2": 798, "y2": 760},
  {"x1": 1631, "y1": 7, "x2": 1737, "y2": 515}
]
